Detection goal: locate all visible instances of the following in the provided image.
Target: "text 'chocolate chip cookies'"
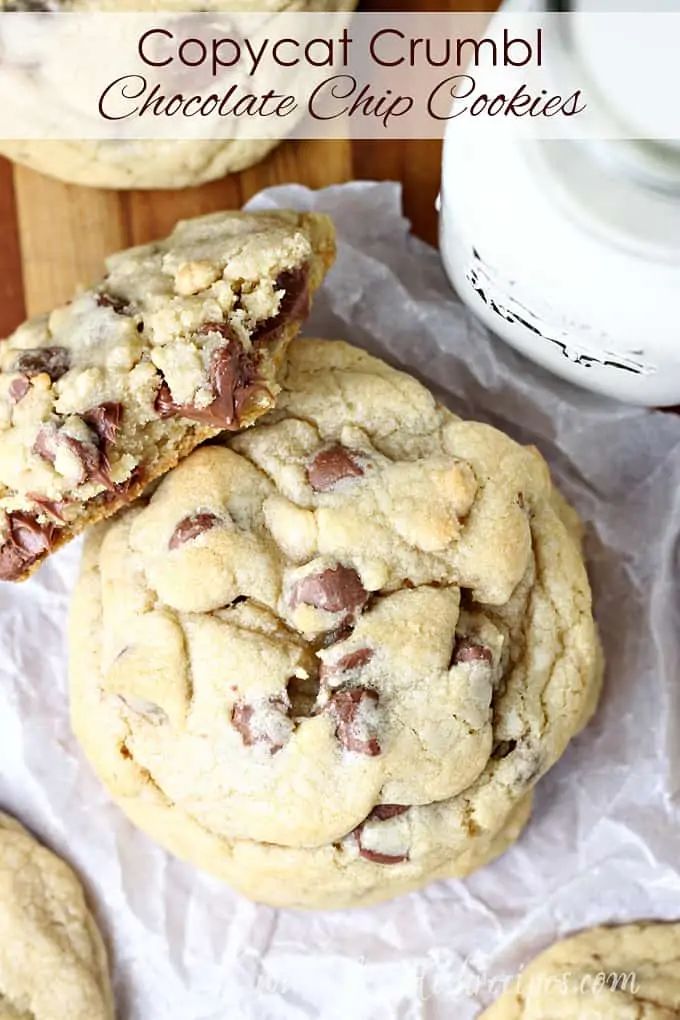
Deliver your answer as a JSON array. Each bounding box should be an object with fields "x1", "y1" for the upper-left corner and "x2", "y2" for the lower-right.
[
  {"x1": 0, "y1": 812, "x2": 113, "y2": 1020},
  {"x1": 480, "y1": 922, "x2": 680, "y2": 1018},
  {"x1": 0, "y1": 209, "x2": 334, "y2": 581},
  {"x1": 69, "y1": 339, "x2": 601, "y2": 909}
]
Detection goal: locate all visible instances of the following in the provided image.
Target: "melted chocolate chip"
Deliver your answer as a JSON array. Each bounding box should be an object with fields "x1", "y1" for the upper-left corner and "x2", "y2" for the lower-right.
[
  {"x1": 8, "y1": 376, "x2": 29, "y2": 403},
  {"x1": 65, "y1": 436, "x2": 112, "y2": 489},
  {"x1": 169, "y1": 512, "x2": 219, "y2": 550},
  {"x1": 33, "y1": 414, "x2": 123, "y2": 490},
  {"x1": 206, "y1": 341, "x2": 262, "y2": 427},
  {"x1": 292, "y1": 566, "x2": 368, "y2": 616},
  {"x1": 452, "y1": 638, "x2": 493, "y2": 666},
  {"x1": 100, "y1": 466, "x2": 144, "y2": 505},
  {"x1": 83, "y1": 402, "x2": 123, "y2": 447},
  {"x1": 0, "y1": 512, "x2": 57, "y2": 581},
  {"x1": 13, "y1": 347, "x2": 70, "y2": 382},
  {"x1": 251, "y1": 265, "x2": 310, "y2": 348},
  {"x1": 154, "y1": 380, "x2": 177, "y2": 418},
  {"x1": 26, "y1": 493, "x2": 68, "y2": 522},
  {"x1": 153, "y1": 339, "x2": 263, "y2": 430},
  {"x1": 307, "y1": 445, "x2": 364, "y2": 493},
  {"x1": 328, "y1": 687, "x2": 380, "y2": 756},
  {"x1": 197, "y1": 321, "x2": 238, "y2": 343}
]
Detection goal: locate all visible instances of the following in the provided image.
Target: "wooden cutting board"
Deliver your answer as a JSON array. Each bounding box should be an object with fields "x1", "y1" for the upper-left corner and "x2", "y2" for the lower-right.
[{"x1": 0, "y1": 0, "x2": 499, "y2": 338}]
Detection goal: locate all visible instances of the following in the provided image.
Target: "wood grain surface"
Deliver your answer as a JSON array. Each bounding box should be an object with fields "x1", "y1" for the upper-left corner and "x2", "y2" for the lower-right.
[{"x1": 0, "y1": 1, "x2": 500, "y2": 336}]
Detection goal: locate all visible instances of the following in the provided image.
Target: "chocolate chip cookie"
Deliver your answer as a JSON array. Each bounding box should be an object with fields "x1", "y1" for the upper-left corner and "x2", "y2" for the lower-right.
[
  {"x1": 481, "y1": 922, "x2": 680, "y2": 1018},
  {"x1": 0, "y1": 811, "x2": 113, "y2": 1019},
  {"x1": 69, "y1": 338, "x2": 601, "y2": 909},
  {"x1": 0, "y1": 0, "x2": 357, "y2": 189},
  {"x1": 0, "y1": 209, "x2": 334, "y2": 581}
]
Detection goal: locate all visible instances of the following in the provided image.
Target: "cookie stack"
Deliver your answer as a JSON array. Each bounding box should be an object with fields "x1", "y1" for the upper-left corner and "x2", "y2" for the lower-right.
[{"x1": 0, "y1": 205, "x2": 603, "y2": 913}]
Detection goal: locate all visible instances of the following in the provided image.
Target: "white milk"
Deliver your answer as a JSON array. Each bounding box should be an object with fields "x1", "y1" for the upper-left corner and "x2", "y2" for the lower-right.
[{"x1": 439, "y1": 0, "x2": 680, "y2": 405}]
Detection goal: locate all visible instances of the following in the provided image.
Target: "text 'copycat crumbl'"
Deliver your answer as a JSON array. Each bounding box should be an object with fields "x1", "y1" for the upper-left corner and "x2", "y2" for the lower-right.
[
  {"x1": 0, "y1": 210, "x2": 335, "y2": 581},
  {"x1": 70, "y1": 339, "x2": 601, "y2": 909}
]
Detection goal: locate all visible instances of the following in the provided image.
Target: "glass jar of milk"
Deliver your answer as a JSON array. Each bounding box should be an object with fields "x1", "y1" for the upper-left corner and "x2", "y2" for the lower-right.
[{"x1": 439, "y1": 0, "x2": 680, "y2": 405}]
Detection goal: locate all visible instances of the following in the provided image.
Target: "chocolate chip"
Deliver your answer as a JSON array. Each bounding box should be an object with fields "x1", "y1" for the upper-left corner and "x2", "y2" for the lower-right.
[
  {"x1": 13, "y1": 347, "x2": 70, "y2": 382},
  {"x1": 32, "y1": 427, "x2": 57, "y2": 466},
  {"x1": 452, "y1": 637, "x2": 493, "y2": 666},
  {"x1": 61, "y1": 435, "x2": 112, "y2": 490},
  {"x1": 34, "y1": 412, "x2": 123, "y2": 489},
  {"x1": 231, "y1": 697, "x2": 291, "y2": 754},
  {"x1": 82, "y1": 402, "x2": 123, "y2": 447},
  {"x1": 307, "y1": 445, "x2": 364, "y2": 492},
  {"x1": 153, "y1": 272, "x2": 310, "y2": 428},
  {"x1": 168, "y1": 512, "x2": 219, "y2": 550},
  {"x1": 334, "y1": 648, "x2": 373, "y2": 671},
  {"x1": 33, "y1": 418, "x2": 132, "y2": 495},
  {"x1": 26, "y1": 493, "x2": 68, "y2": 522},
  {"x1": 353, "y1": 803, "x2": 410, "y2": 864},
  {"x1": 8, "y1": 376, "x2": 29, "y2": 403},
  {"x1": 153, "y1": 340, "x2": 263, "y2": 430},
  {"x1": 291, "y1": 566, "x2": 368, "y2": 616},
  {"x1": 154, "y1": 380, "x2": 177, "y2": 418},
  {"x1": 205, "y1": 341, "x2": 262, "y2": 427},
  {"x1": 197, "y1": 321, "x2": 238, "y2": 343},
  {"x1": 96, "y1": 292, "x2": 131, "y2": 315},
  {"x1": 320, "y1": 647, "x2": 373, "y2": 681},
  {"x1": 231, "y1": 703, "x2": 255, "y2": 743},
  {"x1": 355, "y1": 845, "x2": 409, "y2": 865},
  {"x1": 367, "y1": 804, "x2": 409, "y2": 822},
  {"x1": 328, "y1": 687, "x2": 380, "y2": 756},
  {"x1": 0, "y1": 511, "x2": 57, "y2": 581},
  {"x1": 99, "y1": 465, "x2": 144, "y2": 505},
  {"x1": 251, "y1": 265, "x2": 310, "y2": 349}
]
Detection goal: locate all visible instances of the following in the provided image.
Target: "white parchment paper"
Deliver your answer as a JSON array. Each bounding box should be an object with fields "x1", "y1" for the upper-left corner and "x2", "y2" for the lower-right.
[{"x1": 1, "y1": 182, "x2": 680, "y2": 1020}]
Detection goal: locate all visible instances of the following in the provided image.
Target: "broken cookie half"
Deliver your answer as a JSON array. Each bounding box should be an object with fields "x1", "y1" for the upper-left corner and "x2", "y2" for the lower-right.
[{"x1": 0, "y1": 208, "x2": 335, "y2": 581}]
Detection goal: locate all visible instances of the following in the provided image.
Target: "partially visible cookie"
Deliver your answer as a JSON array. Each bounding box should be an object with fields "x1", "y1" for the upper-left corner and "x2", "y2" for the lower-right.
[
  {"x1": 481, "y1": 922, "x2": 680, "y2": 1018},
  {"x1": 0, "y1": 0, "x2": 358, "y2": 189},
  {"x1": 0, "y1": 811, "x2": 113, "y2": 1020},
  {"x1": 70, "y1": 338, "x2": 601, "y2": 910},
  {"x1": 0, "y1": 209, "x2": 334, "y2": 581}
]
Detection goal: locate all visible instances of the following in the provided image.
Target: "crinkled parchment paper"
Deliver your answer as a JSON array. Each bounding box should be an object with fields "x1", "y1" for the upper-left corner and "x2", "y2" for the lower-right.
[{"x1": 1, "y1": 182, "x2": 679, "y2": 1020}]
